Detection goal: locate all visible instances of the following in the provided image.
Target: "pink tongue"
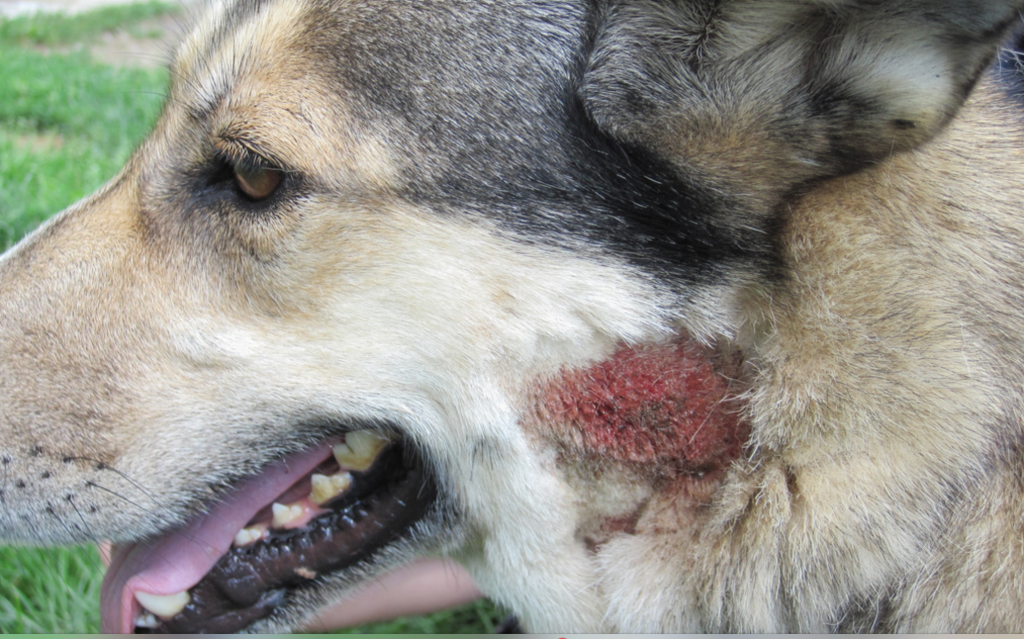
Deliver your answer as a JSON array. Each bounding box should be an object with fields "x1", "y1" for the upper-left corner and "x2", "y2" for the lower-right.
[{"x1": 100, "y1": 444, "x2": 335, "y2": 634}]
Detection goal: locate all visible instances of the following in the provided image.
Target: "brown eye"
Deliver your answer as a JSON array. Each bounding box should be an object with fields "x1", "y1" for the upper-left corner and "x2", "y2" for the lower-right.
[{"x1": 234, "y1": 162, "x2": 282, "y2": 201}]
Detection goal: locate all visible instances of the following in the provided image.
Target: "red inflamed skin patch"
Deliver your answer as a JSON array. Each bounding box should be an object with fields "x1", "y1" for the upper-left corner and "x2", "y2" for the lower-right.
[{"x1": 533, "y1": 340, "x2": 748, "y2": 468}]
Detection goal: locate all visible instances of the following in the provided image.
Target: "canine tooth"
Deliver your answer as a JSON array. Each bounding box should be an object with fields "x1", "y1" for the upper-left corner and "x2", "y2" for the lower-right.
[
  {"x1": 233, "y1": 523, "x2": 269, "y2": 547},
  {"x1": 134, "y1": 590, "x2": 190, "y2": 619},
  {"x1": 310, "y1": 471, "x2": 353, "y2": 505},
  {"x1": 333, "y1": 430, "x2": 389, "y2": 470},
  {"x1": 135, "y1": 613, "x2": 160, "y2": 629},
  {"x1": 295, "y1": 566, "x2": 317, "y2": 579},
  {"x1": 271, "y1": 502, "x2": 304, "y2": 528}
]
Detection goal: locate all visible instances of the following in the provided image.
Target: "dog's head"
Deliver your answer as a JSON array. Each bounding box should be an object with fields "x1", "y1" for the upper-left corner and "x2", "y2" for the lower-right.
[{"x1": 0, "y1": 0, "x2": 1019, "y2": 632}]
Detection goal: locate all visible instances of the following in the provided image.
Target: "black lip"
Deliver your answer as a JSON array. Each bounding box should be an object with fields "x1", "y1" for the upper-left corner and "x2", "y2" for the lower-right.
[{"x1": 139, "y1": 440, "x2": 437, "y2": 634}]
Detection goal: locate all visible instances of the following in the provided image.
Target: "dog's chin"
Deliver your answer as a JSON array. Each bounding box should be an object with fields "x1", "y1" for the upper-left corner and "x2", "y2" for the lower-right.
[{"x1": 100, "y1": 432, "x2": 438, "y2": 634}]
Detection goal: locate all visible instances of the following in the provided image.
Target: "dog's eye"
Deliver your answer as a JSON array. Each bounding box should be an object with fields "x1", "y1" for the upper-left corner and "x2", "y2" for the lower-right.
[{"x1": 233, "y1": 161, "x2": 282, "y2": 201}]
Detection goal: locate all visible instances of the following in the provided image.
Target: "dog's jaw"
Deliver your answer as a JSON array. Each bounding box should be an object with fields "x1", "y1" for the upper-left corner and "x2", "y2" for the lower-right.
[
  {"x1": 100, "y1": 443, "x2": 338, "y2": 633},
  {"x1": 101, "y1": 436, "x2": 441, "y2": 633}
]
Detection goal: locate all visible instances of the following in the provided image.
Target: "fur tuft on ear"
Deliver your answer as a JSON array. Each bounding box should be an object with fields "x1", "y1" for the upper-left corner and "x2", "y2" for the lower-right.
[{"x1": 581, "y1": 0, "x2": 1024, "y2": 213}]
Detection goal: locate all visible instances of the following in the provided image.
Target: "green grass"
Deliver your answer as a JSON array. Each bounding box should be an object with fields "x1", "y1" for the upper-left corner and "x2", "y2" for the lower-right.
[
  {"x1": 0, "y1": 545, "x2": 106, "y2": 633},
  {"x1": 0, "y1": 0, "x2": 175, "y2": 248},
  {"x1": 0, "y1": 0, "x2": 177, "y2": 47},
  {"x1": 0, "y1": 49, "x2": 169, "y2": 247},
  {"x1": 0, "y1": 4, "x2": 505, "y2": 634}
]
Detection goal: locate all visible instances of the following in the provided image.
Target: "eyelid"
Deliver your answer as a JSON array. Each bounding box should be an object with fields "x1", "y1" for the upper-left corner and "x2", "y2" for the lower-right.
[
  {"x1": 216, "y1": 147, "x2": 273, "y2": 175},
  {"x1": 213, "y1": 136, "x2": 288, "y2": 174}
]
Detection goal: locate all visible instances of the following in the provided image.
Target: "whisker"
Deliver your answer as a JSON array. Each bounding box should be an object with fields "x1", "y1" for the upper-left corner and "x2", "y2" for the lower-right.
[
  {"x1": 65, "y1": 456, "x2": 160, "y2": 504},
  {"x1": 84, "y1": 480, "x2": 160, "y2": 518}
]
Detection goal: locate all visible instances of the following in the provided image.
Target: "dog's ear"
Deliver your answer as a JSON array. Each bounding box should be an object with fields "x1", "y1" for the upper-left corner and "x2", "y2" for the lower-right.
[{"x1": 581, "y1": 0, "x2": 1022, "y2": 210}]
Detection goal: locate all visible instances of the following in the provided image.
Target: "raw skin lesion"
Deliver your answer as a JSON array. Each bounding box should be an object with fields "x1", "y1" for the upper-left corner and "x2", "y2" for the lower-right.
[{"x1": 530, "y1": 338, "x2": 749, "y2": 469}]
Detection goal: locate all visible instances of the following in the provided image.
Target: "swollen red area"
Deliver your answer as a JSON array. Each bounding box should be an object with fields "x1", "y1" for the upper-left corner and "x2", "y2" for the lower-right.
[{"x1": 535, "y1": 340, "x2": 747, "y2": 466}]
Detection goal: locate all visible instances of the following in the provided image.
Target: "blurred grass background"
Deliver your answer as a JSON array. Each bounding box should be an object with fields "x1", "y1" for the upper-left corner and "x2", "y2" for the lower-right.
[
  {"x1": 0, "y1": 3, "x2": 504, "y2": 632},
  {"x1": 0, "y1": 1, "x2": 172, "y2": 249}
]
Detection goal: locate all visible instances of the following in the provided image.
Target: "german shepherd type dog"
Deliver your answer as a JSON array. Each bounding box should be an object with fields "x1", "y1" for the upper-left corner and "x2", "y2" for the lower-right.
[{"x1": 3, "y1": 0, "x2": 1024, "y2": 632}]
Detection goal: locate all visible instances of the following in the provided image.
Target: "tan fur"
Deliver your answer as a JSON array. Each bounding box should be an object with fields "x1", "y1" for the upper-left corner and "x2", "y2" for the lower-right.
[{"x1": 3, "y1": 0, "x2": 1024, "y2": 632}]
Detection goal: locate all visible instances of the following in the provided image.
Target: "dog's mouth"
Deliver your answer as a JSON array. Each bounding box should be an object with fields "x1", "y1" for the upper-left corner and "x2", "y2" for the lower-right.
[{"x1": 100, "y1": 431, "x2": 437, "y2": 633}]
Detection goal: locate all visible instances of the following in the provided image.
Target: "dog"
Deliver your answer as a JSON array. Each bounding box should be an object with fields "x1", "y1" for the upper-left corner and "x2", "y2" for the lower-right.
[{"x1": 3, "y1": 0, "x2": 1024, "y2": 632}]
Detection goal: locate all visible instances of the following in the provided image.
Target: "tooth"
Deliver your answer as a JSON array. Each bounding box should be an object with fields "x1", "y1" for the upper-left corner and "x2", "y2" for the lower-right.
[
  {"x1": 233, "y1": 523, "x2": 269, "y2": 547},
  {"x1": 333, "y1": 430, "x2": 390, "y2": 470},
  {"x1": 295, "y1": 566, "x2": 317, "y2": 579},
  {"x1": 134, "y1": 590, "x2": 190, "y2": 620},
  {"x1": 309, "y1": 472, "x2": 352, "y2": 505},
  {"x1": 271, "y1": 502, "x2": 304, "y2": 528},
  {"x1": 135, "y1": 613, "x2": 159, "y2": 629}
]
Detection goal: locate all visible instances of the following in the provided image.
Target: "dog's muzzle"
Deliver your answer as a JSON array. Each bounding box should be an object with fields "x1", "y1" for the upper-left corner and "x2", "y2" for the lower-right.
[{"x1": 100, "y1": 432, "x2": 436, "y2": 633}]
